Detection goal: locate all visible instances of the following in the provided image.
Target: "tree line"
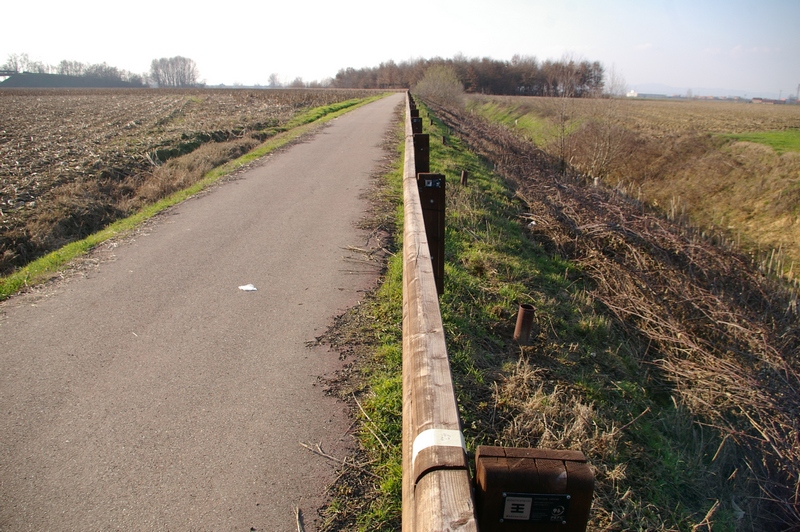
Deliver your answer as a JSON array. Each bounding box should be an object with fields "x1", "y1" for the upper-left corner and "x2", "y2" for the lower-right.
[
  {"x1": 1, "y1": 53, "x2": 202, "y2": 88},
  {"x1": 3, "y1": 52, "x2": 606, "y2": 95},
  {"x1": 332, "y1": 54, "x2": 605, "y2": 97},
  {"x1": 147, "y1": 57, "x2": 201, "y2": 88}
]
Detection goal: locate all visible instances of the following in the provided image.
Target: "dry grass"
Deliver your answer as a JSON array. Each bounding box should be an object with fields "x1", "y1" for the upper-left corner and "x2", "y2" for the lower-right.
[
  {"x1": 496, "y1": 360, "x2": 610, "y2": 451},
  {"x1": 430, "y1": 100, "x2": 800, "y2": 530},
  {"x1": 610, "y1": 134, "x2": 800, "y2": 281},
  {"x1": 484, "y1": 96, "x2": 800, "y2": 136},
  {"x1": 468, "y1": 95, "x2": 800, "y2": 281},
  {"x1": 310, "y1": 98, "x2": 798, "y2": 530}
]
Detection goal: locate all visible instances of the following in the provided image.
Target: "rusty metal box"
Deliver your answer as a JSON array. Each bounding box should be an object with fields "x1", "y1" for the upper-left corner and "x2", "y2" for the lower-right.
[{"x1": 475, "y1": 446, "x2": 594, "y2": 532}]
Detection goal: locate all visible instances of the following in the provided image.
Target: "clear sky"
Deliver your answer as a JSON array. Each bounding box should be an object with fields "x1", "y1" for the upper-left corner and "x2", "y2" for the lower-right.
[{"x1": 2, "y1": 0, "x2": 798, "y2": 97}]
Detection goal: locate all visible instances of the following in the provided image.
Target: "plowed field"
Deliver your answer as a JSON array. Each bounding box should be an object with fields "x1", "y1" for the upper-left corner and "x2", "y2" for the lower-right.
[{"x1": 0, "y1": 88, "x2": 374, "y2": 274}]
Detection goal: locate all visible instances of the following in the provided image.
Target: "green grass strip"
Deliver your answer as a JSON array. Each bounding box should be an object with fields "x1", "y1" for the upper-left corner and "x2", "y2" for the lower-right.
[
  {"x1": 467, "y1": 98, "x2": 578, "y2": 146},
  {"x1": 0, "y1": 94, "x2": 388, "y2": 301},
  {"x1": 722, "y1": 128, "x2": 800, "y2": 153}
]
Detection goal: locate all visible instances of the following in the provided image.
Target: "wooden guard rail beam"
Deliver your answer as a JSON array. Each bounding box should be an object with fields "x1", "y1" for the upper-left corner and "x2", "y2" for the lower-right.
[{"x1": 401, "y1": 92, "x2": 478, "y2": 531}]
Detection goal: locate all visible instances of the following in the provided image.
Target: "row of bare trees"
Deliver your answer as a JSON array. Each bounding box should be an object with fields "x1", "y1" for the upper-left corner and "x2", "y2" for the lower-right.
[
  {"x1": 2, "y1": 54, "x2": 201, "y2": 88},
  {"x1": 148, "y1": 56, "x2": 201, "y2": 88},
  {"x1": 2, "y1": 53, "x2": 147, "y2": 86},
  {"x1": 332, "y1": 54, "x2": 605, "y2": 96}
]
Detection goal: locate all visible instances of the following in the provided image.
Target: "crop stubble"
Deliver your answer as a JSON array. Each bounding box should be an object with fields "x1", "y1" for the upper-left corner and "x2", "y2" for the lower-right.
[
  {"x1": 0, "y1": 88, "x2": 373, "y2": 274},
  {"x1": 618, "y1": 98, "x2": 800, "y2": 135},
  {"x1": 489, "y1": 95, "x2": 800, "y2": 135}
]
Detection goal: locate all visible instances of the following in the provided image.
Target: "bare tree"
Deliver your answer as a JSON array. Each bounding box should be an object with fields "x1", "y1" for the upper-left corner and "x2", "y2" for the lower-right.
[
  {"x1": 579, "y1": 66, "x2": 635, "y2": 184},
  {"x1": 3, "y1": 53, "x2": 48, "y2": 73},
  {"x1": 376, "y1": 59, "x2": 402, "y2": 88},
  {"x1": 1, "y1": 53, "x2": 22, "y2": 72},
  {"x1": 56, "y1": 60, "x2": 87, "y2": 77},
  {"x1": 267, "y1": 73, "x2": 281, "y2": 88},
  {"x1": 149, "y1": 56, "x2": 201, "y2": 87},
  {"x1": 545, "y1": 55, "x2": 583, "y2": 175},
  {"x1": 413, "y1": 64, "x2": 464, "y2": 107},
  {"x1": 535, "y1": 64, "x2": 635, "y2": 183},
  {"x1": 85, "y1": 62, "x2": 122, "y2": 80}
]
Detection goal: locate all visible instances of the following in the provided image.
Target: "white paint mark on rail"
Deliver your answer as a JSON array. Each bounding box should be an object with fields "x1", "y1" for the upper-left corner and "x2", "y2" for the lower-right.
[{"x1": 412, "y1": 428, "x2": 466, "y2": 466}]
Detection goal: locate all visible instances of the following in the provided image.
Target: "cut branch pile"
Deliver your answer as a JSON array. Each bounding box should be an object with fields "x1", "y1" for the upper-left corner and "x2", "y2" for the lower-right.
[{"x1": 429, "y1": 101, "x2": 800, "y2": 528}]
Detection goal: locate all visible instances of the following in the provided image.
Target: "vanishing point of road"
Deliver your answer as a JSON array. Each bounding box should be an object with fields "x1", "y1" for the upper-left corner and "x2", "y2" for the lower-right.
[{"x1": 0, "y1": 91, "x2": 405, "y2": 531}]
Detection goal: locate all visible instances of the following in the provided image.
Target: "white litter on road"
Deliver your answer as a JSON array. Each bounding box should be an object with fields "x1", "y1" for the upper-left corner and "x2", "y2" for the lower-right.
[{"x1": 238, "y1": 284, "x2": 258, "y2": 291}]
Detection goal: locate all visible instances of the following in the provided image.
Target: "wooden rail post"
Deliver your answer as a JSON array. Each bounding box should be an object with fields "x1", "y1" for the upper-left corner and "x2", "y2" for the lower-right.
[
  {"x1": 401, "y1": 92, "x2": 593, "y2": 532},
  {"x1": 402, "y1": 92, "x2": 477, "y2": 531},
  {"x1": 413, "y1": 133, "x2": 430, "y2": 174},
  {"x1": 417, "y1": 172, "x2": 445, "y2": 295}
]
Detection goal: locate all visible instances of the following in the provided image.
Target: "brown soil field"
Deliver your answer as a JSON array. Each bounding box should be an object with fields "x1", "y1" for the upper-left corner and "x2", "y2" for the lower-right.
[
  {"x1": 613, "y1": 98, "x2": 800, "y2": 135},
  {"x1": 483, "y1": 95, "x2": 800, "y2": 135},
  {"x1": 0, "y1": 88, "x2": 375, "y2": 274}
]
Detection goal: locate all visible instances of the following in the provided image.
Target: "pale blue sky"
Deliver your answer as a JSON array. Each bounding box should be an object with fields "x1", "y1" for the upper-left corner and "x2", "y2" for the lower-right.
[{"x1": 2, "y1": 0, "x2": 798, "y2": 97}]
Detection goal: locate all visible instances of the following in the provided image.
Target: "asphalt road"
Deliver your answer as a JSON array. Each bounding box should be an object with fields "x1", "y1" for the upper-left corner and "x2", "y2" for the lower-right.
[{"x1": 0, "y1": 91, "x2": 404, "y2": 531}]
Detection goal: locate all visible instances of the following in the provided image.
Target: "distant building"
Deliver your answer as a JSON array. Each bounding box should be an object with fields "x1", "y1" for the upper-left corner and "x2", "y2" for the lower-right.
[
  {"x1": 752, "y1": 98, "x2": 787, "y2": 105},
  {"x1": 0, "y1": 72, "x2": 144, "y2": 89},
  {"x1": 627, "y1": 91, "x2": 669, "y2": 99}
]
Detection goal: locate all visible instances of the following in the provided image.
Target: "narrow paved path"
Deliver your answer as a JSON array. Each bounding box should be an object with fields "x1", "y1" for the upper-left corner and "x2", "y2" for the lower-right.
[{"x1": 0, "y1": 92, "x2": 404, "y2": 531}]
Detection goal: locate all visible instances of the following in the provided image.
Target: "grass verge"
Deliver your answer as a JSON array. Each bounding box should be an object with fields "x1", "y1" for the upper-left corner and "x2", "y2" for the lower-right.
[
  {"x1": 316, "y1": 107, "x2": 406, "y2": 530},
  {"x1": 467, "y1": 95, "x2": 800, "y2": 281},
  {"x1": 467, "y1": 97, "x2": 571, "y2": 145},
  {"x1": 0, "y1": 94, "x2": 387, "y2": 301},
  {"x1": 721, "y1": 128, "x2": 800, "y2": 154},
  {"x1": 319, "y1": 100, "x2": 791, "y2": 530},
  {"x1": 421, "y1": 105, "x2": 748, "y2": 530}
]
